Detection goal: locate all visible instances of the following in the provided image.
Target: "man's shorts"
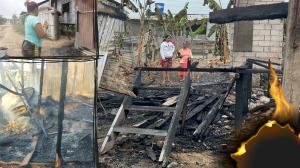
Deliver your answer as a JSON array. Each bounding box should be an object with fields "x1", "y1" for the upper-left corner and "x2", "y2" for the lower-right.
[{"x1": 160, "y1": 58, "x2": 173, "y2": 67}]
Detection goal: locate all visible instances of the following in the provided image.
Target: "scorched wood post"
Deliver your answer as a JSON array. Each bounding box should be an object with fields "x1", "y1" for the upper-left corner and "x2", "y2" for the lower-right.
[
  {"x1": 37, "y1": 59, "x2": 45, "y2": 132},
  {"x1": 133, "y1": 70, "x2": 142, "y2": 95},
  {"x1": 55, "y1": 61, "x2": 68, "y2": 168},
  {"x1": 283, "y1": 0, "x2": 300, "y2": 128},
  {"x1": 235, "y1": 66, "x2": 251, "y2": 135}
]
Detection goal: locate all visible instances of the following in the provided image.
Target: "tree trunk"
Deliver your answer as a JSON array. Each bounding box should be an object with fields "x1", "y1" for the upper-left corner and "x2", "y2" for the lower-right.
[
  {"x1": 283, "y1": 0, "x2": 300, "y2": 120},
  {"x1": 137, "y1": 16, "x2": 145, "y2": 66}
]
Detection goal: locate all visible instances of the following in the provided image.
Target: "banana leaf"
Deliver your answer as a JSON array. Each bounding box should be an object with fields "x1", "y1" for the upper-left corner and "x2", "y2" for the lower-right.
[
  {"x1": 207, "y1": 24, "x2": 219, "y2": 37},
  {"x1": 203, "y1": 0, "x2": 221, "y2": 11},
  {"x1": 192, "y1": 22, "x2": 207, "y2": 36}
]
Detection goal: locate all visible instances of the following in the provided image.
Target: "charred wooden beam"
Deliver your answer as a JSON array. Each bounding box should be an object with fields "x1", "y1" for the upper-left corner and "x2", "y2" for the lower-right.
[
  {"x1": 100, "y1": 96, "x2": 131, "y2": 154},
  {"x1": 135, "y1": 66, "x2": 281, "y2": 74},
  {"x1": 193, "y1": 95, "x2": 226, "y2": 137},
  {"x1": 136, "y1": 86, "x2": 181, "y2": 91},
  {"x1": 238, "y1": 69, "x2": 282, "y2": 74},
  {"x1": 186, "y1": 95, "x2": 218, "y2": 120},
  {"x1": 246, "y1": 62, "x2": 253, "y2": 101},
  {"x1": 209, "y1": 2, "x2": 288, "y2": 24},
  {"x1": 133, "y1": 115, "x2": 159, "y2": 128},
  {"x1": 154, "y1": 115, "x2": 173, "y2": 129},
  {"x1": 133, "y1": 70, "x2": 141, "y2": 95},
  {"x1": 247, "y1": 58, "x2": 281, "y2": 66},
  {"x1": 235, "y1": 71, "x2": 249, "y2": 135},
  {"x1": 249, "y1": 101, "x2": 275, "y2": 113},
  {"x1": 193, "y1": 77, "x2": 236, "y2": 138},
  {"x1": 125, "y1": 105, "x2": 175, "y2": 113},
  {"x1": 135, "y1": 67, "x2": 236, "y2": 72},
  {"x1": 159, "y1": 72, "x2": 191, "y2": 163},
  {"x1": 55, "y1": 61, "x2": 68, "y2": 168}
]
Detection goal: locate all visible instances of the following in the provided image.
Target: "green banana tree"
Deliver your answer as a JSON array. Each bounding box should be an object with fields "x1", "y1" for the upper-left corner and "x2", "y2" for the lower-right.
[
  {"x1": 154, "y1": 3, "x2": 207, "y2": 50},
  {"x1": 204, "y1": 0, "x2": 234, "y2": 64},
  {"x1": 133, "y1": 0, "x2": 155, "y2": 66}
]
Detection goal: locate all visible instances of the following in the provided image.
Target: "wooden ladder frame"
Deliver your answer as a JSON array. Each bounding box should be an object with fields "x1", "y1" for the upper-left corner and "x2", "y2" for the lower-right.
[{"x1": 100, "y1": 71, "x2": 191, "y2": 163}]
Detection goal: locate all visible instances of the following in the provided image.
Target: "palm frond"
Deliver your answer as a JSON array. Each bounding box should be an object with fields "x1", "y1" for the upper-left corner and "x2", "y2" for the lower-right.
[
  {"x1": 174, "y1": 2, "x2": 189, "y2": 22},
  {"x1": 146, "y1": 0, "x2": 155, "y2": 6},
  {"x1": 203, "y1": 0, "x2": 221, "y2": 11},
  {"x1": 207, "y1": 24, "x2": 219, "y2": 37},
  {"x1": 192, "y1": 23, "x2": 207, "y2": 36}
]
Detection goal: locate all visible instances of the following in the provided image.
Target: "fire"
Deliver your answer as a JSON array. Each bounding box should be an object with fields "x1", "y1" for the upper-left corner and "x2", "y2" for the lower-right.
[
  {"x1": 232, "y1": 67, "x2": 297, "y2": 159},
  {"x1": 269, "y1": 68, "x2": 295, "y2": 123},
  {"x1": 232, "y1": 143, "x2": 246, "y2": 157},
  {"x1": 231, "y1": 120, "x2": 276, "y2": 158}
]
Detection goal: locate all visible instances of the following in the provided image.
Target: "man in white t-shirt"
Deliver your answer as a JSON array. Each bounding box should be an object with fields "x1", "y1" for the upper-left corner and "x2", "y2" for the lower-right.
[{"x1": 160, "y1": 35, "x2": 175, "y2": 83}]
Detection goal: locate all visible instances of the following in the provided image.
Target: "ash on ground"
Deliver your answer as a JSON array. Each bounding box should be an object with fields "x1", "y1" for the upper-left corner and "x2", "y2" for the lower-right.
[{"x1": 0, "y1": 91, "x2": 94, "y2": 167}]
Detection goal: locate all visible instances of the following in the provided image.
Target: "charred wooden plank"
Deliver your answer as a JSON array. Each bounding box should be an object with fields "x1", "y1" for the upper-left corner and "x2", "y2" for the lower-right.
[
  {"x1": 235, "y1": 72, "x2": 249, "y2": 135},
  {"x1": 133, "y1": 115, "x2": 159, "y2": 128},
  {"x1": 136, "y1": 86, "x2": 181, "y2": 91},
  {"x1": 100, "y1": 96, "x2": 131, "y2": 154},
  {"x1": 113, "y1": 127, "x2": 168, "y2": 136},
  {"x1": 159, "y1": 72, "x2": 191, "y2": 163},
  {"x1": 135, "y1": 67, "x2": 236, "y2": 72},
  {"x1": 162, "y1": 96, "x2": 178, "y2": 106},
  {"x1": 125, "y1": 105, "x2": 175, "y2": 113},
  {"x1": 55, "y1": 61, "x2": 68, "y2": 167},
  {"x1": 249, "y1": 101, "x2": 275, "y2": 113},
  {"x1": 132, "y1": 100, "x2": 162, "y2": 106},
  {"x1": 209, "y1": 2, "x2": 288, "y2": 24},
  {"x1": 186, "y1": 96, "x2": 218, "y2": 120},
  {"x1": 154, "y1": 115, "x2": 173, "y2": 129},
  {"x1": 193, "y1": 77, "x2": 236, "y2": 138},
  {"x1": 133, "y1": 70, "x2": 141, "y2": 95},
  {"x1": 193, "y1": 95, "x2": 226, "y2": 138},
  {"x1": 147, "y1": 118, "x2": 167, "y2": 129}
]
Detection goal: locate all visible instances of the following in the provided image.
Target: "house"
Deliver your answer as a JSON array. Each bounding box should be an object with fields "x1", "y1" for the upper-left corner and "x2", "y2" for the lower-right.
[
  {"x1": 228, "y1": 0, "x2": 285, "y2": 67},
  {"x1": 38, "y1": 0, "x2": 59, "y2": 40}
]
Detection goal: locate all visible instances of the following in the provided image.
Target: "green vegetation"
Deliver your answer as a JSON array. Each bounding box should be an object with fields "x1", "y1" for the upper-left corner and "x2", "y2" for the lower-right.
[
  {"x1": 61, "y1": 24, "x2": 76, "y2": 39},
  {"x1": 203, "y1": 0, "x2": 234, "y2": 63},
  {"x1": 0, "y1": 15, "x2": 7, "y2": 25}
]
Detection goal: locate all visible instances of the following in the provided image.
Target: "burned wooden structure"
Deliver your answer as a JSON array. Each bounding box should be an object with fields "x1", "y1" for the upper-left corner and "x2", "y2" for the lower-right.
[
  {"x1": 0, "y1": 56, "x2": 99, "y2": 168},
  {"x1": 100, "y1": 58, "x2": 282, "y2": 163},
  {"x1": 101, "y1": 63, "x2": 192, "y2": 164}
]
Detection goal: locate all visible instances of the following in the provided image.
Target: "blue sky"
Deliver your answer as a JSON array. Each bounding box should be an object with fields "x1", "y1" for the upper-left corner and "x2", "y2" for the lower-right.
[{"x1": 0, "y1": 0, "x2": 230, "y2": 19}]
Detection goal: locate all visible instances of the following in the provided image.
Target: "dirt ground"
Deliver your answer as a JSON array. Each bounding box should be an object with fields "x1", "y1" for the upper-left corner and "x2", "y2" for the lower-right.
[{"x1": 0, "y1": 25, "x2": 77, "y2": 56}]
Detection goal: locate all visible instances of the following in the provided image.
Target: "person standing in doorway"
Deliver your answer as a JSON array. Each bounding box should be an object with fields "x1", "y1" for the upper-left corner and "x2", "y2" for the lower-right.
[
  {"x1": 160, "y1": 35, "x2": 175, "y2": 83},
  {"x1": 22, "y1": 0, "x2": 48, "y2": 57},
  {"x1": 178, "y1": 40, "x2": 192, "y2": 80}
]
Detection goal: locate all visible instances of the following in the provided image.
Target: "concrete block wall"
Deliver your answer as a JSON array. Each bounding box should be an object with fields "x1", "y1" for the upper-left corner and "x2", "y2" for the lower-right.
[{"x1": 230, "y1": 0, "x2": 285, "y2": 67}]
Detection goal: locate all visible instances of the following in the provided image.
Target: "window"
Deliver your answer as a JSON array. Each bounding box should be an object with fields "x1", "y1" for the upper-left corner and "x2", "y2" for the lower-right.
[
  {"x1": 62, "y1": 2, "x2": 70, "y2": 13},
  {"x1": 233, "y1": 21, "x2": 254, "y2": 52}
]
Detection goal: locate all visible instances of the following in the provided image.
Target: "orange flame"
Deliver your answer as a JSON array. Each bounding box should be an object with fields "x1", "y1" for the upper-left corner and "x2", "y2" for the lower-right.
[
  {"x1": 232, "y1": 67, "x2": 295, "y2": 158},
  {"x1": 269, "y1": 67, "x2": 294, "y2": 123}
]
